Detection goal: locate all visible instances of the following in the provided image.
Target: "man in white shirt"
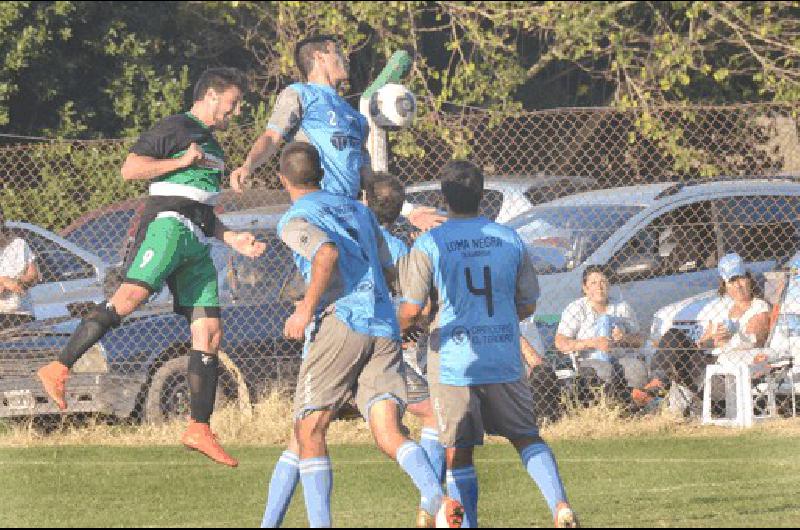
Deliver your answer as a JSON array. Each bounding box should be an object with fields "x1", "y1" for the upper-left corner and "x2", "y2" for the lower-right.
[{"x1": 0, "y1": 210, "x2": 39, "y2": 328}]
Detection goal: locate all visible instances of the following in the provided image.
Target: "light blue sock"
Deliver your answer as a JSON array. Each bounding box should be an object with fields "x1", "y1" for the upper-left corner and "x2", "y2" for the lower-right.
[
  {"x1": 299, "y1": 457, "x2": 333, "y2": 528},
  {"x1": 261, "y1": 450, "x2": 300, "y2": 528},
  {"x1": 520, "y1": 442, "x2": 568, "y2": 517},
  {"x1": 446, "y1": 467, "x2": 479, "y2": 528},
  {"x1": 396, "y1": 441, "x2": 445, "y2": 517},
  {"x1": 419, "y1": 428, "x2": 446, "y2": 485}
]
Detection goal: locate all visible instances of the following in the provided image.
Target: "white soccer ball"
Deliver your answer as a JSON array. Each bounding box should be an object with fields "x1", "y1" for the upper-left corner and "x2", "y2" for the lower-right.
[{"x1": 369, "y1": 83, "x2": 417, "y2": 130}]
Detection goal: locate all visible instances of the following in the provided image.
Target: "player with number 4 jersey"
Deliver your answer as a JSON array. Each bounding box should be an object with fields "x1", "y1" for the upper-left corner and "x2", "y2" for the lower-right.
[{"x1": 398, "y1": 161, "x2": 578, "y2": 529}]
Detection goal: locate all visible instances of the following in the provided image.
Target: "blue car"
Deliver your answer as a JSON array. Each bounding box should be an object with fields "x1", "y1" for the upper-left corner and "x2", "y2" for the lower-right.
[{"x1": 0, "y1": 207, "x2": 305, "y2": 422}]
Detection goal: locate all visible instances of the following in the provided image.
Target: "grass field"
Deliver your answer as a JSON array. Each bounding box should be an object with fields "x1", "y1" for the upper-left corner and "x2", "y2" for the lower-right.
[{"x1": 3, "y1": 432, "x2": 800, "y2": 528}]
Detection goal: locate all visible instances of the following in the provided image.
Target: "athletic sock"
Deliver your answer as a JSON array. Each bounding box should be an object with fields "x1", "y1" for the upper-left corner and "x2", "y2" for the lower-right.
[
  {"x1": 419, "y1": 428, "x2": 446, "y2": 485},
  {"x1": 396, "y1": 441, "x2": 445, "y2": 517},
  {"x1": 446, "y1": 466, "x2": 479, "y2": 528},
  {"x1": 261, "y1": 451, "x2": 300, "y2": 528},
  {"x1": 58, "y1": 302, "x2": 121, "y2": 368},
  {"x1": 187, "y1": 350, "x2": 219, "y2": 424},
  {"x1": 520, "y1": 442, "x2": 568, "y2": 518},
  {"x1": 299, "y1": 457, "x2": 333, "y2": 528}
]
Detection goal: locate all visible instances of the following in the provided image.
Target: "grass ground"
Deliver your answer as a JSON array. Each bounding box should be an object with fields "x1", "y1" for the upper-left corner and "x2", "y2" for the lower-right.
[{"x1": 3, "y1": 432, "x2": 800, "y2": 528}]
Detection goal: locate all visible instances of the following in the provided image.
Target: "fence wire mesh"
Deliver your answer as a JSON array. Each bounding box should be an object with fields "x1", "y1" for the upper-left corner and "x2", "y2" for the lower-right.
[{"x1": 1, "y1": 102, "x2": 800, "y2": 426}]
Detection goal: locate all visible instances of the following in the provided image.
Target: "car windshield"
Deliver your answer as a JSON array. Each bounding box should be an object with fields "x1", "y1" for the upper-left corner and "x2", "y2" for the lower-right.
[
  {"x1": 62, "y1": 209, "x2": 135, "y2": 265},
  {"x1": 508, "y1": 205, "x2": 643, "y2": 274}
]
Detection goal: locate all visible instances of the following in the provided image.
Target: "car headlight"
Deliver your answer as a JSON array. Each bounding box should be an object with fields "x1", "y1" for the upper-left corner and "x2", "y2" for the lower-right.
[{"x1": 71, "y1": 344, "x2": 109, "y2": 374}]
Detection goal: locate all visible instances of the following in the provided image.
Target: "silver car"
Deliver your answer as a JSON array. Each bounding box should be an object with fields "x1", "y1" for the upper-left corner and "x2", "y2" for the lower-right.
[
  {"x1": 509, "y1": 178, "x2": 800, "y2": 336},
  {"x1": 5, "y1": 221, "x2": 108, "y2": 320}
]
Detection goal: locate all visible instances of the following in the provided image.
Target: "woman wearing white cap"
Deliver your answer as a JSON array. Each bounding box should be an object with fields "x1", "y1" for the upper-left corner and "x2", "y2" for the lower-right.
[
  {"x1": 634, "y1": 253, "x2": 771, "y2": 407},
  {"x1": 695, "y1": 252, "x2": 771, "y2": 355}
]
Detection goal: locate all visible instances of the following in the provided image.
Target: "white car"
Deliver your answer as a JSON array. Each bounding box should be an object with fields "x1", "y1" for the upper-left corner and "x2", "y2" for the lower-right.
[
  {"x1": 405, "y1": 175, "x2": 595, "y2": 223},
  {"x1": 5, "y1": 221, "x2": 108, "y2": 320},
  {"x1": 508, "y1": 179, "x2": 800, "y2": 338}
]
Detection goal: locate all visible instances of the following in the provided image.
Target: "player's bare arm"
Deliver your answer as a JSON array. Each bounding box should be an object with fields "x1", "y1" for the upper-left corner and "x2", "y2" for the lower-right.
[
  {"x1": 230, "y1": 128, "x2": 283, "y2": 192},
  {"x1": 121, "y1": 142, "x2": 205, "y2": 181},
  {"x1": 212, "y1": 217, "x2": 267, "y2": 259},
  {"x1": 398, "y1": 301, "x2": 424, "y2": 334},
  {"x1": 284, "y1": 242, "x2": 339, "y2": 340}
]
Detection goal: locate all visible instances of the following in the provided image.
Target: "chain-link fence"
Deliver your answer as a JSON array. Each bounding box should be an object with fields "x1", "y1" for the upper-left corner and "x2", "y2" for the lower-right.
[{"x1": 1, "y1": 102, "x2": 800, "y2": 427}]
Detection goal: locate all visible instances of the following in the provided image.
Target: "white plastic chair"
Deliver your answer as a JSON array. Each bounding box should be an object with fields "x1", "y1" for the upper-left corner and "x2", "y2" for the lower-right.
[{"x1": 701, "y1": 362, "x2": 778, "y2": 428}]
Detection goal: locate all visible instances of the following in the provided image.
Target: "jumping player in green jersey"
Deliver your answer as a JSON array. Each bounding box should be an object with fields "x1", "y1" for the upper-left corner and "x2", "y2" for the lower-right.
[{"x1": 37, "y1": 68, "x2": 266, "y2": 467}]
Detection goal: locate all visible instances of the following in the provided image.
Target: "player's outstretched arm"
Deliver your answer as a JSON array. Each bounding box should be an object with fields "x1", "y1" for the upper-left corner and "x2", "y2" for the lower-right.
[
  {"x1": 121, "y1": 142, "x2": 204, "y2": 181},
  {"x1": 284, "y1": 243, "x2": 339, "y2": 340},
  {"x1": 230, "y1": 129, "x2": 283, "y2": 192},
  {"x1": 403, "y1": 205, "x2": 447, "y2": 231},
  {"x1": 223, "y1": 231, "x2": 267, "y2": 259},
  {"x1": 214, "y1": 215, "x2": 267, "y2": 258}
]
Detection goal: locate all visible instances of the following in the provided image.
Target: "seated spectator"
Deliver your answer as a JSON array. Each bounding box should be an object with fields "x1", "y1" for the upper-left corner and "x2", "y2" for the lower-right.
[
  {"x1": 554, "y1": 266, "x2": 645, "y2": 403},
  {"x1": 635, "y1": 253, "x2": 771, "y2": 407},
  {"x1": 0, "y1": 209, "x2": 39, "y2": 329}
]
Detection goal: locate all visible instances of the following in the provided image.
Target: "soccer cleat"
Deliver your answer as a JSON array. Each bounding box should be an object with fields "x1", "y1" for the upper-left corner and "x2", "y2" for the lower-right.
[
  {"x1": 37, "y1": 361, "x2": 69, "y2": 411},
  {"x1": 555, "y1": 504, "x2": 579, "y2": 528},
  {"x1": 181, "y1": 420, "x2": 238, "y2": 467},
  {"x1": 417, "y1": 507, "x2": 435, "y2": 528},
  {"x1": 434, "y1": 497, "x2": 464, "y2": 528}
]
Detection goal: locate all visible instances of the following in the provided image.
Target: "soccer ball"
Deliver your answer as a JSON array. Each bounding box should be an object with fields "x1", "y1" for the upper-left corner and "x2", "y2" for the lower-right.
[{"x1": 369, "y1": 83, "x2": 417, "y2": 130}]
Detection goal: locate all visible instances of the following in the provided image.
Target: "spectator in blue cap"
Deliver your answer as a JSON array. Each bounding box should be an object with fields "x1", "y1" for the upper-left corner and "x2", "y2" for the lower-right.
[
  {"x1": 695, "y1": 253, "x2": 770, "y2": 353},
  {"x1": 634, "y1": 252, "x2": 771, "y2": 408}
]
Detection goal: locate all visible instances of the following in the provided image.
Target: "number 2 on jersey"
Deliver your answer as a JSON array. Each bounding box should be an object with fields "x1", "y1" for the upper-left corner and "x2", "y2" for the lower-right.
[{"x1": 465, "y1": 266, "x2": 494, "y2": 317}]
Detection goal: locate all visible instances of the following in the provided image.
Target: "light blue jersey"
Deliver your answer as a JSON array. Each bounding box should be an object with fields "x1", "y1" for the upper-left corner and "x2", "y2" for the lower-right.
[
  {"x1": 278, "y1": 190, "x2": 399, "y2": 340},
  {"x1": 380, "y1": 226, "x2": 409, "y2": 266},
  {"x1": 268, "y1": 83, "x2": 369, "y2": 200},
  {"x1": 401, "y1": 217, "x2": 539, "y2": 386}
]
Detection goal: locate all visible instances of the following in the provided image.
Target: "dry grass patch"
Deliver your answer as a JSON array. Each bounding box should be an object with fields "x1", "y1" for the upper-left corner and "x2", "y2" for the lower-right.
[{"x1": 2, "y1": 390, "x2": 800, "y2": 447}]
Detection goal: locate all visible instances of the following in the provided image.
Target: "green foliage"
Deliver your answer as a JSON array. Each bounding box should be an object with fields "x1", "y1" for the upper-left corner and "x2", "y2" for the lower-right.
[
  {"x1": 0, "y1": 141, "x2": 143, "y2": 230},
  {"x1": 1, "y1": 2, "x2": 800, "y2": 189}
]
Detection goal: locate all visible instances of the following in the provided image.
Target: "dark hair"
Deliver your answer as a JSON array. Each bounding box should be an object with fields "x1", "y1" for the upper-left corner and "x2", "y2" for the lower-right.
[
  {"x1": 365, "y1": 173, "x2": 405, "y2": 226},
  {"x1": 440, "y1": 160, "x2": 483, "y2": 215},
  {"x1": 718, "y1": 272, "x2": 761, "y2": 298},
  {"x1": 582, "y1": 265, "x2": 608, "y2": 285},
  {"x1": 295, "y1": 35, "x2": 338, "y2": 81},
  {"x1": 279, "y1": 142, "x2": 323, "y2": 188},
  {"x1": 193, "y1": 67, "x2": 248, "y2": 102}
]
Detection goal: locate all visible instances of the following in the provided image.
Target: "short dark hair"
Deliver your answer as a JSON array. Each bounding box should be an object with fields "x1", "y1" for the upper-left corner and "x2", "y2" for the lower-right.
[
  {"x1": 295, "y1": 35, "x2": 338, "y2": 80},
  {"x1": 193, "y1": 67, "x2": 248, "y2": 102},
  {"x1": 279, "y1": 142, "x2": 323, "y2": 188},
  {"x1": 582, "y1": 265, "x2": 608, "y2": 285},
  {"x1": 440, "y1": 160, "x2": 483, "y2": 215},
  {"x1": 366, "y1": 173, "x2": 405, "y2": 226}
]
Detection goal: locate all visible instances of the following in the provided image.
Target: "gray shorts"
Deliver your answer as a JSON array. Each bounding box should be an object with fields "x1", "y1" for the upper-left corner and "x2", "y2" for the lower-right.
[
  {"x1": 293, "y1": 314, "x2": 408, "y2": 421},
  {"x1": 429, "y1": 352, "x2": 540, "y2": 448}
]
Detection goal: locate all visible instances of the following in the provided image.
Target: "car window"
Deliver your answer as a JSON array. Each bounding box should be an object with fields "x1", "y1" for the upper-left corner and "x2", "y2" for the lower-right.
[
  {"x1": 611, "y1": 201, "x2": 718, "y2": 277},
  {"x1": 716, "y1": 195, "x2": 800, "y2": 263},
  {"x1": 63, "y1": 209, "x2": 135, "y2": 265},
  {"x1": 7, "y1": 228, "x2": 95, "y2": 283},
  {"x1": 508, "y1": 205, "x2": 643, "y2": 274},
  {"x1": 405, "y1": 189, "x2": 504, "y2": 220}
]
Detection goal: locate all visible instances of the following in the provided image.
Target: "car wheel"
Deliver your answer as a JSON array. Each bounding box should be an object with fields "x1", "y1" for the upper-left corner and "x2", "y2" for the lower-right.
[
  {"x1": 143, "y1": 355, "x2": 242, "y2": 425},
  {"x1": 144, "y1": 356, "x2": 192, "y2": 424}
]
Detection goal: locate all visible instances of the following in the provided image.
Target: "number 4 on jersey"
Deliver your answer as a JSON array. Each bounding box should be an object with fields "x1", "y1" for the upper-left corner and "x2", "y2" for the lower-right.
[{"x1": 465, "y1": 266, "x2": 494, "y2": 317}]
